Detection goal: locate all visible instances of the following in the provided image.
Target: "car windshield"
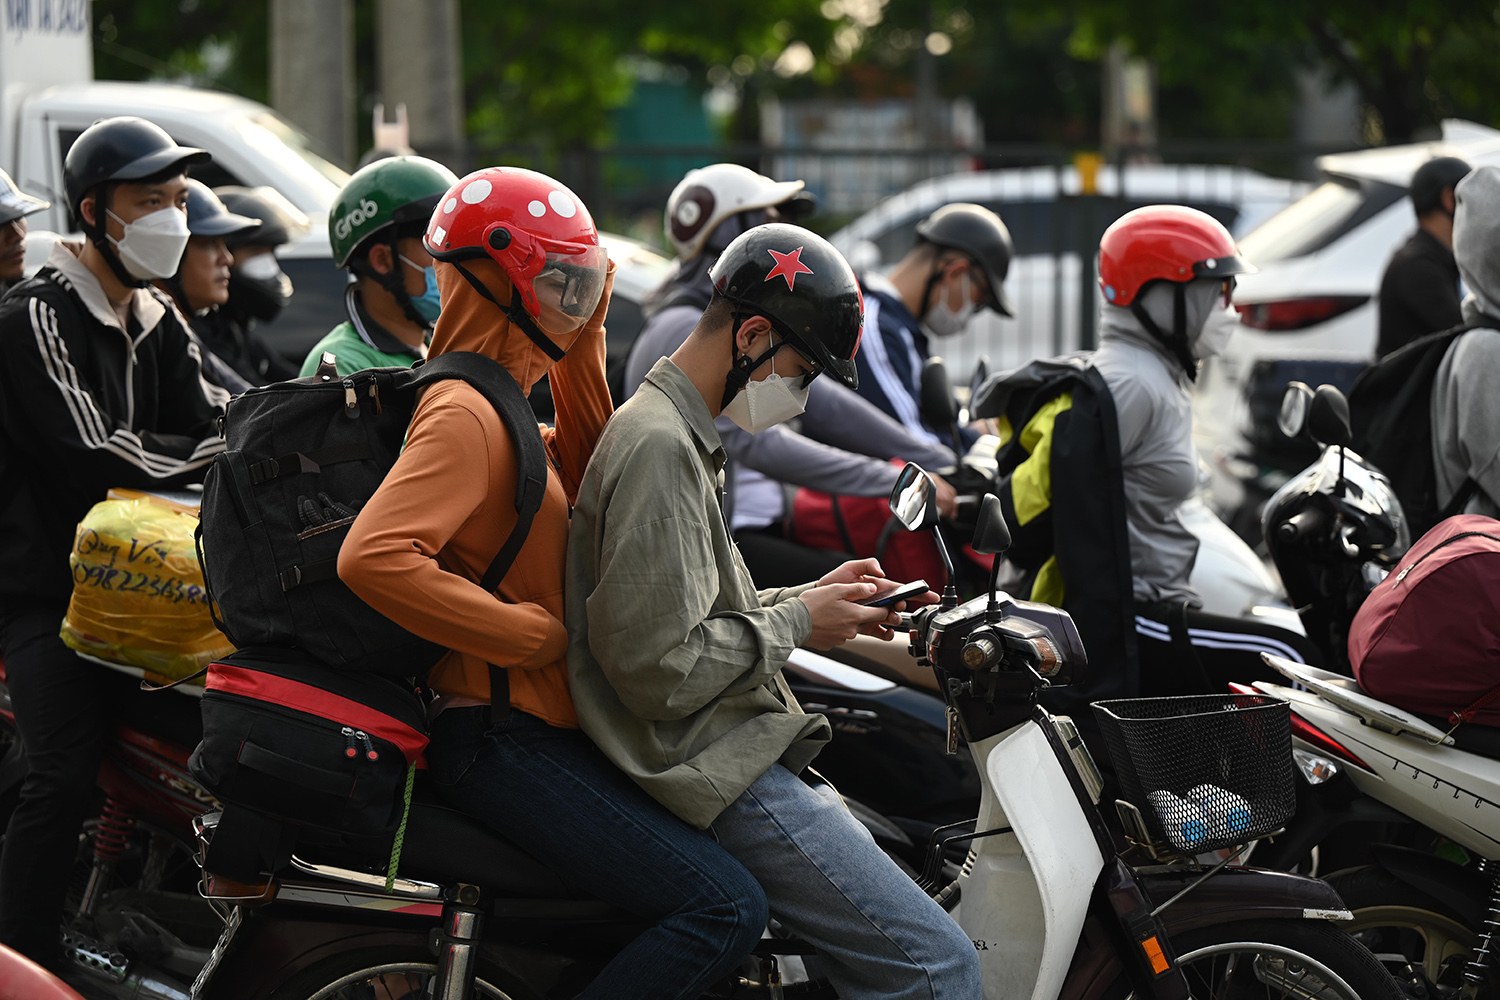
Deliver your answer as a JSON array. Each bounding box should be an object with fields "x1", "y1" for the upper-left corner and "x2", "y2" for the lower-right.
[
  {"x1": 232, "y1": 113, "x2": 350, "y2": 212},
  {"x1": 1237, "y1": 179, "x2": 1365, "y2": 264}
]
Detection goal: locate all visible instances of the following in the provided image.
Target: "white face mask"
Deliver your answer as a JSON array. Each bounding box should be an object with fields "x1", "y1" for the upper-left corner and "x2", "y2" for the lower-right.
[
  {"x1": 1193, "y1": 302, "x2": 1240, "y2": 360},
  {"x1": 921, "y1": 272, "x2": 976, "y2": 338},
  {"x1": 107, "y1": 206, "x2": 191, "y2": 280},
  {"x1": 722, "y1": 372, "x2": 811, "y2": 434},
  {"x1": 237, "y1": 252, "x2": 283, "y2": 283}
]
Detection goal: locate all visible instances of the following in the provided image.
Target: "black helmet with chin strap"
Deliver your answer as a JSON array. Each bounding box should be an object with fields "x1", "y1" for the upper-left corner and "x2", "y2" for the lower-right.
[
  {"x1": 708, "y1": 223, "x2": 863, "y2": 403},
  {"x1": 914, "y1": 203, "x2": 1015, "y2": 317},
  {"x1": 64, "y1": 117, "x2": 210, "y2": 287}
]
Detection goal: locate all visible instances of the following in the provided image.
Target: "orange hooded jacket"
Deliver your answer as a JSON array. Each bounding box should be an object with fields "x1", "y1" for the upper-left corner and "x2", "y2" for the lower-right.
[{"x1": 338, "y1": 257, "x2": 616, "y2": 728}]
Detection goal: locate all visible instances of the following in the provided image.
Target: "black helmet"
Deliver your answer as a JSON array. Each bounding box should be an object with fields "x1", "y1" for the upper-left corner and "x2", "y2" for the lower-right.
[
  {"x1": 182, "y1": 179, "x2": 259, "y2": 238},
  {"x1": 215, "y1": 186, "x2": 310, "y2": 249},
  {"x1": 914, "y1": 203, "x2": 1015, "y2": 317},
  {"x1": 709, "y1": 222, "x2": 863, "y2": 391},
  {"x1": 1410, "y1": 156, "x2": 1472, "y2": 216},
  {"x1": 63, "y1": 117, "x2": 209, "y2": 225}
]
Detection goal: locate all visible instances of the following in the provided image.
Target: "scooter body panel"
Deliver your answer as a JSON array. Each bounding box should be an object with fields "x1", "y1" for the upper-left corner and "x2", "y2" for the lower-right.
[
  {"x1": 958, "y1": 722, "x2": 1105, "y2": 1000},
  {"x1": 1283, "y1": 695, "x2": 1500, "y2": 858}
]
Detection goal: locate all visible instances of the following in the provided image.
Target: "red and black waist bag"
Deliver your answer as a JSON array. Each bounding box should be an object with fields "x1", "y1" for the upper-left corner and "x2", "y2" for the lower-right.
[
  {"x1": 1350, "y1": 515, "x2": 1500, "y2": 726},
  {"x1": 187, "y1": 646, "x2": 428, "y2": 839}
]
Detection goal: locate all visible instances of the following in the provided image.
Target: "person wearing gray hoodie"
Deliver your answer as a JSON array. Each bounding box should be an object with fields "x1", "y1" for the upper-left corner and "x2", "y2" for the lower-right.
[{"x1": 1432, "y1": 164, "x2": 1500, "y2": 519}]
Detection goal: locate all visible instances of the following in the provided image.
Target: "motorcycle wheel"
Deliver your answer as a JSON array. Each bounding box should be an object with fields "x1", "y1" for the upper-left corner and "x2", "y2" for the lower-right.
[
  {"x1": 1172, "y1": 918, "x2": 1405, "y2": 1000},
  {"x1": 1325, "y1": 864, "x2": 1479, "y2": 997},
  {"x1": 268, "y1": 947, "x2": 522, "y2": 999}
]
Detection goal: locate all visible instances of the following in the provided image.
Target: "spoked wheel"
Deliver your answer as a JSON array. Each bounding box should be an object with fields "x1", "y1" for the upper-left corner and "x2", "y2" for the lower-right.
[
  {"x1": 269, "y1": 947, "x2": 522, "y2": 1000},
  {"x1": 1174, "y1": 918, "x2": 1405, "y2": 999},
  {"x1": 1325, "y1": 865, "x2": 1481, "y2": 998},
  {"x1": 64, "y1": 817, "x2": 218, "y2": 949}
]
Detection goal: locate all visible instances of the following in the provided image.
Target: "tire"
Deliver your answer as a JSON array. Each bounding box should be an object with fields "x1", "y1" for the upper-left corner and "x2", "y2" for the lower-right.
[
  {"x1": 267, "y1": 946, "x2": 527, "y2": 1000},
  {"x1": 1325, "y1": 864, "x2": 1480, "y2": 996},
  {"x1": 1173, "y1": 918, "x2": 1405, "y2": 1000}
]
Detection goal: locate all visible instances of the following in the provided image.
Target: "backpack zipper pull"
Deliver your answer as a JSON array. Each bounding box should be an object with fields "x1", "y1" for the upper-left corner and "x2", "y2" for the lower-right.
[
  {"x1": 355, "y1": 730, "x2": 379, "y2": 761},
  {"x1": 342, "y1": 726, "x2": 357, "y2": 758},
  {"x1": 343, "y1": 378, "x2": 359, "y2": 418}
]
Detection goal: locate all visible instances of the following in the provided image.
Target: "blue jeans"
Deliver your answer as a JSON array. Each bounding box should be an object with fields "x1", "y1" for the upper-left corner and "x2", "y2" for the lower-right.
[
  {"x1": 712, "y1": 764, "x2": 983, "y2": 1000},
  {"x1": 426, "y1": 707, "x2": 767, "y2": 1000}
]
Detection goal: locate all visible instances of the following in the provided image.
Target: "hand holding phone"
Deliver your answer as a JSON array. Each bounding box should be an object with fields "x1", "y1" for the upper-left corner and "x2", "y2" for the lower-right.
[{"x1": 855, "y1": 579, "x2": 929, "y2": 608}]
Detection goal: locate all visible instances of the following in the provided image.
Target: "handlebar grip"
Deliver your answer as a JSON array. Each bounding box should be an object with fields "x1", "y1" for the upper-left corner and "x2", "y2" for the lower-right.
[{"x1": 1277, "y1": 509, "x2": 1323, "y2": 542}]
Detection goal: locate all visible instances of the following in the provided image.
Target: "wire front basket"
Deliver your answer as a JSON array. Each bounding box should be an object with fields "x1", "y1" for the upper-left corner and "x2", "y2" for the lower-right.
[{"x1": 1092, "y1": 695, "x2": 1294, "y2": 854}]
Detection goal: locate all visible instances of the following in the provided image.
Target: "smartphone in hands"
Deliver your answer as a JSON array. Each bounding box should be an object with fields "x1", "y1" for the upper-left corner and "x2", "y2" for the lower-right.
[{"x1": 855, "y1": 579, "x2": 929, "y2": 608}]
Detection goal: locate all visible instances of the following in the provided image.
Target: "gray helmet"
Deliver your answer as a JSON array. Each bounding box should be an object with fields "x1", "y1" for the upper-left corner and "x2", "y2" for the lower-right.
[
  {"x1": 0, "y1": 168, "x2": 48, "y2": 226},
  {"x1": 182, "y1": 179, "x2": 259, "y2": 238},
  {"x1": 914, "y1": 203, "x2": 1015, "y2": 318}
]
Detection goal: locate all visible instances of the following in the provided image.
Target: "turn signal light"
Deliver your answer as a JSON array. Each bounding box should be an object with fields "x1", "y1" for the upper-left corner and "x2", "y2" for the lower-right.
[{"x1": 1236, "y1": 296, "x2": 1369, "y2": 331}]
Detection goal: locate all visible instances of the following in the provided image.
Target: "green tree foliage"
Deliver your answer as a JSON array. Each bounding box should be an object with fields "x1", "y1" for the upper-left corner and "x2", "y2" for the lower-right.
[{"x1": 1047, "y1": 0, "x2": 1500, "y2": 142}]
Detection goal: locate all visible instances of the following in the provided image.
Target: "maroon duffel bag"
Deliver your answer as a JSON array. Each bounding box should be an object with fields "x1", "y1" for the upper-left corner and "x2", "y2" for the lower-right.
[{"x1": 1350, "y1": 514, "x2": 1500, "y2": 726}]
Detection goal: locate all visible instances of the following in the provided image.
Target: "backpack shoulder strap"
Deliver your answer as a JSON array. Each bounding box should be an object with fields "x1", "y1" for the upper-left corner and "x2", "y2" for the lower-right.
[{"x1": 404, "y1": 352, "x2": 548, "y2": 591}]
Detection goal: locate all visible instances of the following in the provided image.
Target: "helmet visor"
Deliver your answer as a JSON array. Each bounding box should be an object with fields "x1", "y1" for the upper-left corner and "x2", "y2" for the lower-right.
[{"x1": 533, "y1": 245, "x2": 609, "y2": 335}]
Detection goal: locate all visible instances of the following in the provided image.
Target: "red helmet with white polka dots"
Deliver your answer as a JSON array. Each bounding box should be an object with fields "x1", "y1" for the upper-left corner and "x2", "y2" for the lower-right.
[{"x1": 424, "y1": 167, "x2": 608, "y2": 336}]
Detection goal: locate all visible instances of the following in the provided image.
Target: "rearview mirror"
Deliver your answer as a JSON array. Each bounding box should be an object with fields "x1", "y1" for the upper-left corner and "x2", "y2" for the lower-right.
[
  {"x1": 920, "y1": 357, "x2": 959, "y2": 429},
  {"x1": 1277, "y1": 381, "x2": 1313, "y2": 439},
  {"x1": 1308, "y1": 384, "x2": 1352, "y2": 449},
  {"x1": 971, "y1": 494, "x2": 1011, "y2": 555},
  {"x1": 889, "y1": 463, "x2": 939, "y2": 531}
]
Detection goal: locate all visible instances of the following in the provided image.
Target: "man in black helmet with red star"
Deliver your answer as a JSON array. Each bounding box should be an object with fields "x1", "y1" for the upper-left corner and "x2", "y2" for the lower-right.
[{"x1": 566, "y1": 223, "x2": 983, "y2": 1000}]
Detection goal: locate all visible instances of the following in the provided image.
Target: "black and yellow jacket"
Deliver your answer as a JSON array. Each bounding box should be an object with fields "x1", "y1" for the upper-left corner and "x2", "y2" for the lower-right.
[{"x1": 972, "y1": 355, "x2": 1138, "y2": 716}]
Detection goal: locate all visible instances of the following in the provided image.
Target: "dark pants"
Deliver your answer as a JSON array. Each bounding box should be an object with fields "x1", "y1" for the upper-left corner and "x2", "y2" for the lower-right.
[
  {"x1": 427, "y1": 707, "x2": 768, "y2": 1000},
  {"x1": 1135, "y1": 600, "x2": 1323, "y2": 697},
  {"x1": 734, "y1": 525, "x2": 848, "y2": 590},
  {"x1": 0, "y1": 602, "x2": 139, "y2": 967}
]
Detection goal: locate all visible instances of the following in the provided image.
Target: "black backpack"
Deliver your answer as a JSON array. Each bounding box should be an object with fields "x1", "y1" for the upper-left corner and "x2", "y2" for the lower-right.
[
  {"x1": 197, "y1": 351, "x2": 547, "y2": 676},
  {"x1": 1348, "y1": 320, "x2": 1484, "y2": 540}
]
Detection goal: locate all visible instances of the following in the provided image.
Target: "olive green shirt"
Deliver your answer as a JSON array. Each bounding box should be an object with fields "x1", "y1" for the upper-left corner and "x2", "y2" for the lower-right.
[{"x1": 566, "y1": 357, "x2": 829, "y2": 829}]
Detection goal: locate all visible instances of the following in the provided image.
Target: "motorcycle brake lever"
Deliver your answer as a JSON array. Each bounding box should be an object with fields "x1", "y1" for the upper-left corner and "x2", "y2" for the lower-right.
[{"x1": 1337, "y1": 522, "x2": 1360, "y2": 558}]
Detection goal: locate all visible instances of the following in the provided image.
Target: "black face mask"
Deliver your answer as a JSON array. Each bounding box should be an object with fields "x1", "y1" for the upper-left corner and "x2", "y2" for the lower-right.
[{"x1": 226, "y1": 268, "x2": 291, "y2": 323}]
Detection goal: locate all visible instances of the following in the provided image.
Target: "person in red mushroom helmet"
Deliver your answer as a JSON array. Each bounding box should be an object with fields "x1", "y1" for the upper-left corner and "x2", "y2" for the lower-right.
[
  {"x1": 971, "y1": 205, "x2": 1321, "y2": 726},
  {"x1": 337, "y1": 167, "x2": 768, "y2": 1000}
]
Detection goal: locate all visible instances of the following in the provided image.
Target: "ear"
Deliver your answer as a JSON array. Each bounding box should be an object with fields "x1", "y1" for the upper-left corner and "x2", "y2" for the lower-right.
[
  {"x1": 734, "y1": 314, "x2": 774, "y2": 355},
  {"x1": 79, "y1": 192, "x2": 98, "y2": 229},
  {"x1": 366, "y1": 242, "x2": 394, "y2": 276},
  {"x1": 1443, "y1": 187, "x2": 1458, "y2": 215}
]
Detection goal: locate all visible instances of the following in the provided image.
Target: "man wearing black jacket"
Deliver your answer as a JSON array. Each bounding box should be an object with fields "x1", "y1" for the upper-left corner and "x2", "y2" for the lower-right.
[
  {"x1": 0, "y1": 117, "x2": 226, "y2": 972},
  {"x1": 1376, "y1": 156, "x2": 1471, "y2": 358}
]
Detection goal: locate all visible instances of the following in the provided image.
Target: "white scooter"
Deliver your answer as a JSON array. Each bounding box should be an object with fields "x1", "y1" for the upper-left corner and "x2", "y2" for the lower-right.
[
  {"x1": 1250, "y1": 653, "x2": 1500, "y2": 998},
  {"x1": 838, "y1": 463, "x2": 1401, "y2": 1000}
]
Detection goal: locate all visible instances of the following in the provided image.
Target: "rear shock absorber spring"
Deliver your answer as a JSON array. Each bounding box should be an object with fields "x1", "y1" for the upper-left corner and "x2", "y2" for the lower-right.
[
  {"x1": 93, "y1": 798, "x2": 135, "y2": 863},
  {"x1": 77, "y1": 798, "x2": 135, "y2": 919},
  {"x1": 1462, "y1": 858, "x2": 1500, "y2": 993}
]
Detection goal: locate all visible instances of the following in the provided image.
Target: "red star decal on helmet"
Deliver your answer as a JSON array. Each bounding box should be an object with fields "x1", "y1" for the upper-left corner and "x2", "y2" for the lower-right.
[{"x1": 766, "y1": 246, "x2": 814, "y2": 291}]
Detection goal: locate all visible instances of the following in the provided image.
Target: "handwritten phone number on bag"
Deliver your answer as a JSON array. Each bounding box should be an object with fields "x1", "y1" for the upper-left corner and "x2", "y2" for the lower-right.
[{"x1": 70, "y1": 563, "x2": 209, "y2": 607}]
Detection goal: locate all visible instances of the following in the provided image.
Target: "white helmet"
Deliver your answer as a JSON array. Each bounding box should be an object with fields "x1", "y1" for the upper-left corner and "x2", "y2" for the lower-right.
[{"x1": 665, "y1": 163, "x2": 807, "y2": 260}]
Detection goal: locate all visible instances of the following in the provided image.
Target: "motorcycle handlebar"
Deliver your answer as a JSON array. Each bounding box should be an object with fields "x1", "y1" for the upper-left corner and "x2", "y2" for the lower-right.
[{"x1": 1277, "y1": 508, "x2": 1324, "y2": 542}]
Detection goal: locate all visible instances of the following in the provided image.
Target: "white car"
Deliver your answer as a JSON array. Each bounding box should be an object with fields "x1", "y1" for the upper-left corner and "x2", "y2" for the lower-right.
[
  {"x1": 828, "y1": 164, "x2": 1308, "y2": 382},
  {"x1": 1195, "y1": 119, "x2": 1500, "y2": 512}
]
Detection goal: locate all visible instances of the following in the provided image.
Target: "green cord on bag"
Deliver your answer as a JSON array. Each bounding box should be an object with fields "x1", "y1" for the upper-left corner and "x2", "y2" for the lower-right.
[{"x1": 385, "y1": 761, "x2": 416, "y2": 892}]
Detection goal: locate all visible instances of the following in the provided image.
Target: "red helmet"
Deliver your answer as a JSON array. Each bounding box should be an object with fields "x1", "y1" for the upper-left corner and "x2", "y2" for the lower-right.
[
  {"x1": 424, "y1": 167, "x2": 608, "y2": 336},
  {"x1": 1097, "y1": 205, "x2": 1255, "y2": 307}
]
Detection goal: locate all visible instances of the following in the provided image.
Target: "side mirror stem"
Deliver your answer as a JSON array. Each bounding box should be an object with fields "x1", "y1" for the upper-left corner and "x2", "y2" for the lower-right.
[
  {"x1": 931, "y1": 526, "x2": 959, "y2": 609},
  {"x1": 985, "y1": 556, "x2": 1002, "y2": 622}
]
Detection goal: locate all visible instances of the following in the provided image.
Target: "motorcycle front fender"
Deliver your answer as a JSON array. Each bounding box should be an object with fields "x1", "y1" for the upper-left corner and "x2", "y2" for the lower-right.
[{"x1": 1138, "y1": 866, "x2": 1353, "y2": 938}]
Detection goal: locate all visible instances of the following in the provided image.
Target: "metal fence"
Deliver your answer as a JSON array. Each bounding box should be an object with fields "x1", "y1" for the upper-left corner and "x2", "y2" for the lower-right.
[{"x1": 427, "y1": 140, "x2": 1365, "y2": 381}]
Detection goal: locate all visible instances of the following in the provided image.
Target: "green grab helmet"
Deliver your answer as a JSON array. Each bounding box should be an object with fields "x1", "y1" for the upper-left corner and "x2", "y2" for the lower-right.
[{"x1": 328, "y1": 155, "x2": 458, "y2": 268}]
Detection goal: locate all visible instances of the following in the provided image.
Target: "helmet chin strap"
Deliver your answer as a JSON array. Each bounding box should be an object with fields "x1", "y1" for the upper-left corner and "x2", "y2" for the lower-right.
[
  {"x1": 377, "y1": 233, "x2": 432, "y2": 332},
  {"x1": 719, "y1": 313, "x2": 784, "y2": 410},
  {"x1": 1129, "y1": 282, "x2": 1199, "y2": 383},
  {"x1": 451, "y1": 261, "x2": 566, "y2": 362},
  {"x1": 85, "y1": 184, "x2": 151, "y2": 289}
]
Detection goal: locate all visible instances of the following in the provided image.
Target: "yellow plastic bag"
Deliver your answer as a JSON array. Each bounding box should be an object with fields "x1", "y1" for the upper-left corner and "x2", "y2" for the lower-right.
[{"x1": 60, "y1": 491, "x2": 231, "y2": 685}]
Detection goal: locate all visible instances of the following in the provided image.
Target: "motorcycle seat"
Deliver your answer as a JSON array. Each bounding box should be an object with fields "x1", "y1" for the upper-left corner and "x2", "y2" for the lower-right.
[{"x1": 294, "y1": 785, "x2": 588, "y2": 900}]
